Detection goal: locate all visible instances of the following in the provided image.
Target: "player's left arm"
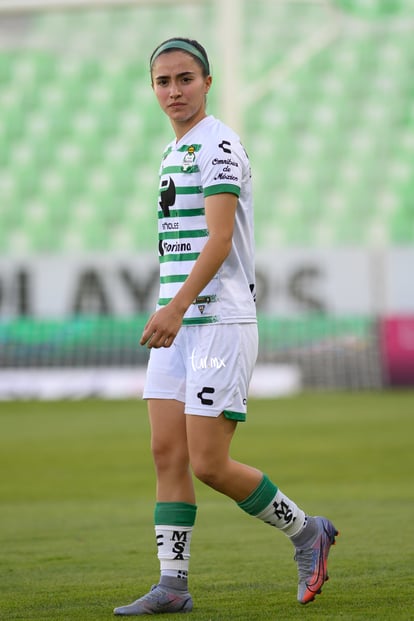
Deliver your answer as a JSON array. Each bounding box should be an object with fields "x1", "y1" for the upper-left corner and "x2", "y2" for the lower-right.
[
  {"x1": 140, "y1": 192, "x2": 237, "y2": 348},
  {"x1": 171, "y1": 191, "x2": 237, "y2": 309}
]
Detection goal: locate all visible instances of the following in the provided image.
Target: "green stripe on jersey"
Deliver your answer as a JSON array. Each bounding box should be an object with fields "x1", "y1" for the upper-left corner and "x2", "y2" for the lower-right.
[
  {"x1": 204, "y1": 183, "x2": 240, "y2": 197},
  {"x1": 159, "y1": 229, "x2": 208, "y2": 241},
  {"x1": 175, "y1": 186, "x2": 203, "y2": 195},
  {"x1": 162, "y1": 146, "x2": 173, "y2": 159},
  {"x1": 159, "y1": 252, "x2": 200, "y2": 263},
  {"x1": 182, "y1": 316, "x2": 219, "y2": 325},
  {"x1": 177, "y1": 144, "x2": 202, "y2": 152},
  {"x1": 159, "y1": 185, "x2": 202, "y2": 195},
  {"x1": 160, "y1": 274, "x2": 187, "y2": 284},
  {"x1": 163, "y1": 165, "x2": 200, "y2": 174},
  {"x1": 158, "y1": 294, "x2": 217, "y2": 306},
  {"x1": 160, "y1": 144, "x2": 201, "y2": 162},
  {"x1": 158, "y1": 208, "x2": 205, "y2": 219}
]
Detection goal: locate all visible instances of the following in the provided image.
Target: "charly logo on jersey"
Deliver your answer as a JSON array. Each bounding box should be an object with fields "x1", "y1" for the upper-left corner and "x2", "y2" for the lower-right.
[
  {"x1": 182, "y1": 145, "x2": 197, "y2": 172},
  {"x1": 218, "y1": 140, "x2": 232, "y2": 154}
]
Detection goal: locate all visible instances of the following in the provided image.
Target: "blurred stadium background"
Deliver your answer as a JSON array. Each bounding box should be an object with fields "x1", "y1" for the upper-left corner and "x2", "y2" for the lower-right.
[{"x1": 0, "y1": 0, "x2": 413, "y2": 397}]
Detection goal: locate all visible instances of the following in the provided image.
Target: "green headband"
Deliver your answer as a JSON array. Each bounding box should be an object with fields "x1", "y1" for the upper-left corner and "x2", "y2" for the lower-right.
[{"x1": 150, "y1": 40, "x2": 210, "y2": 74}]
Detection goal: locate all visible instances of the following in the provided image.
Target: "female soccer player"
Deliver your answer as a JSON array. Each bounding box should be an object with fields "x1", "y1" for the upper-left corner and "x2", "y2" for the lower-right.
[{"x1": 114, "y1": 38, "x2": 338, "y2": 616}]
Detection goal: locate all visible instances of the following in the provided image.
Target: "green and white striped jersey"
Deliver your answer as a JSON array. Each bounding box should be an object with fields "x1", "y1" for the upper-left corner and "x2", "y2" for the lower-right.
[{"x1": 156, "y1": 115, "x2": 256, "y2": 325}]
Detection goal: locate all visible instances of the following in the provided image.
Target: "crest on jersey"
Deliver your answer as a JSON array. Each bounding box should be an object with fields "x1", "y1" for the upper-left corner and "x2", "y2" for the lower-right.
[
  {"x1": 194, "y1": 295, "x2": 214, "y2": 315},
  {"x1": 182, "y1": 145, "x2": 196, "y2": 172}
]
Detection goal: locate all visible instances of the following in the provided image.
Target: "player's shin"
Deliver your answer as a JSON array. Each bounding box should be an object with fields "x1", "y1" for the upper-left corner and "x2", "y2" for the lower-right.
[
  {"x1": 237, "y1": 473, "x2": 312, "y2": 538},
  {"x1": 155, "y1": 501, "x2": 197, "y2": 591}
]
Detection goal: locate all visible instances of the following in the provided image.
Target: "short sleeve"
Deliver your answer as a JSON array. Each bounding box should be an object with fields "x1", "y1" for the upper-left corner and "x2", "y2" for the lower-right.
[{"x1": 199, "y1": 137, "x2": 244, "y2": 198}]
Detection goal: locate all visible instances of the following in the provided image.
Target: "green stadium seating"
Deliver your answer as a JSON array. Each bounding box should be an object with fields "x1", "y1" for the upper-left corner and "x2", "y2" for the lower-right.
[{"x1": 0, "y1": 2, "x2": 413, "y2": 253}]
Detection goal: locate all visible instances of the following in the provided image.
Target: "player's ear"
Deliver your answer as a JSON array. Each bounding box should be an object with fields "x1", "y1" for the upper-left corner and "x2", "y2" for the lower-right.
[{"x1": 205, "y1": 75, "x2": 212, "y2": 93}]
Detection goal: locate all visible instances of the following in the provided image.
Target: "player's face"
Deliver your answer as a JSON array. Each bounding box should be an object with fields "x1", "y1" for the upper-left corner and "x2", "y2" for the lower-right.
[{"x1": 151, "y1": 51, "x2": 212, "y2": 138}]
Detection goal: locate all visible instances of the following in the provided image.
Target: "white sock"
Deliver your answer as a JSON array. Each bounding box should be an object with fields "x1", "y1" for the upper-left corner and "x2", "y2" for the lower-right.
[
  {"x1": 156, "y1": 525, "x2": 193, "y2": 580},
  {"x1": 254, "y1": 489, "x2": 306, "y2": 537}
]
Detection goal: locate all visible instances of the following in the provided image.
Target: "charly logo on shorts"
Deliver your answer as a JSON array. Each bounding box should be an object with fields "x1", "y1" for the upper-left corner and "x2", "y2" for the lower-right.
[{"x1": 197, "y1": 386, "x2": 215, "y2": 406}]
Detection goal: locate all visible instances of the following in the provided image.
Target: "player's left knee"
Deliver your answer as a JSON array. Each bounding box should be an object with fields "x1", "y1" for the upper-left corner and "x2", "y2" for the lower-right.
[{"x1": 191, "y1": 458, "x2": 223, "y2": 490}]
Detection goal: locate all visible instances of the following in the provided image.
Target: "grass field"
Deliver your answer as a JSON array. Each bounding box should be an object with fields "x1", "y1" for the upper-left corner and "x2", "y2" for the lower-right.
[{"x1": 1, "y1": 392, "x2": 413, "y2": 621}]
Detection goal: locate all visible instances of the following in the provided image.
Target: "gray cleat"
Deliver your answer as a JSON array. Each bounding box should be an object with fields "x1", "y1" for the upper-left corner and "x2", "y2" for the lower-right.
[
  {"x1": 114, "y1": 584, "x2": 193, "y2": 616},
  {"x1": 294, "y1": 516, "x2": 338, "y2": 604}
]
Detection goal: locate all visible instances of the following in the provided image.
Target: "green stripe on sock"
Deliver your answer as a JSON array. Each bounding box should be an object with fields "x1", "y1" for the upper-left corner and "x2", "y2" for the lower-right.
[
  {"x1": 237, "y1": 474, "x2": 278, "y2": 516},
  {"x1": 154, "y1": 502, "x2": 197, "y2": 526}
]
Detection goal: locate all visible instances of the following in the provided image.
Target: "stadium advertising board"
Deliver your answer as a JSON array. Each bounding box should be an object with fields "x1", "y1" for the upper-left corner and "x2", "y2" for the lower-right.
[{"x1": 0, "y1": 249, "x2": 413, "y2": 318}]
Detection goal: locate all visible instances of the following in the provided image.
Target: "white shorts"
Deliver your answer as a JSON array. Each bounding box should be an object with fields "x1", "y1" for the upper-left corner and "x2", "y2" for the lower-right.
[{"x1": 143, "y1": 323, "x2": 258, "y2": 421}]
